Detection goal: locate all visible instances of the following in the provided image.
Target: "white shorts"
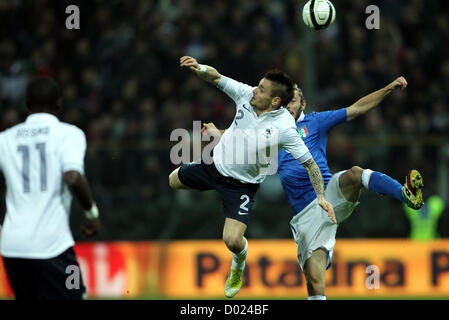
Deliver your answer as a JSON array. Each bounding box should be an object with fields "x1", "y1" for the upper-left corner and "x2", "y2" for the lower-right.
[{"x1": 290, "y1": 170, "x2": 359, "y2": 270}]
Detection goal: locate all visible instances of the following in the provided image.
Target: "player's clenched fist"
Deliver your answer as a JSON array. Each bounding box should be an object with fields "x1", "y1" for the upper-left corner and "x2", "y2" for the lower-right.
[
  {"x1": 82, "y1": 218, "x2": 100, "y2": 237},
  {"x1": 391, "y1": 76, "x2": 408, "y2": 90}
]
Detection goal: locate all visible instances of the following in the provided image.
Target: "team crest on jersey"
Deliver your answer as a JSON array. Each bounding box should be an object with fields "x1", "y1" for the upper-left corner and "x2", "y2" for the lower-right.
[
  {"x1": 264, "y1": 127, "x2": 273, "y2": 138},
  {"x1": 298, "y1": 126, "x2": 309, "y2": 138}
]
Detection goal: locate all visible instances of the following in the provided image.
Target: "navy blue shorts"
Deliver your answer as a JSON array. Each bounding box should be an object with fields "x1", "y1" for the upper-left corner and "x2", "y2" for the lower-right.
[
  {"x1": 178, "y1": 161, "x2": 259, "y2": 225},
  {"x1": 2, "y1": 247, "x2": 86, "y2": 300}
]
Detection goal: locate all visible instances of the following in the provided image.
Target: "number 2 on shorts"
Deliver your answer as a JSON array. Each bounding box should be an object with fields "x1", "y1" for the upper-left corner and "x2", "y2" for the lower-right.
[{"x1": 238, "y1": 194, "x2": 250, "y2": 215}]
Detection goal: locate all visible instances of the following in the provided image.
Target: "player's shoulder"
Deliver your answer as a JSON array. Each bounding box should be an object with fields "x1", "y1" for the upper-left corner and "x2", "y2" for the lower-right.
[
  {"x1": 278, "y1": 108, "x2": 296, "y2": 122},
  {"x1": 273, "y1": 110, "x2": 299, "y2": 138},
  {"x1": 306, "y1": 110, "x2": 339, "y2": 122},
  {"x1": 0, "y1": 122, "x2": 25, "y2": 139},
  {"x1": 57, "y1": 121, "x2": 83, "y2": 133},
  {"x1": 57, "y1": 122, "x2": 86, "y2": 140},
  {"x1": 307, "y1": 111, "x2": 325, "y2": 119},
  {"x1": 310, "y1": 108, "x2": 343, "y2": 117},
  {"x1": 276, "y1": 109, "x2": 296, "y2": 128},
  {"x1": 221, "y1": 76, "x2": 253, "y2": 94}
]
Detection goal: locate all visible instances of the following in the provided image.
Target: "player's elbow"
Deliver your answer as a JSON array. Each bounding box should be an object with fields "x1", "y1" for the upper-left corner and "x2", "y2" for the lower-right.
[
  {"x1": 63, "y1": 170, "x2": 83, "y2": 187},
  {"x1": 213, "y1": 74, "x2": 222, "y2": 87},
  {"x1": 346, "y1": 106, "x2": 361, "y2": 121},
  {"x1": 301, "y1": 157, "x2": 316, "y2": 171}
]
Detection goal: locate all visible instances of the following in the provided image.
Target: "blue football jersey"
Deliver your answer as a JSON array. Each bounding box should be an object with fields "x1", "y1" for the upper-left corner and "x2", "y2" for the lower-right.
[{"x1": 278, "y1": 108, "x2": 347, "y2": 215}]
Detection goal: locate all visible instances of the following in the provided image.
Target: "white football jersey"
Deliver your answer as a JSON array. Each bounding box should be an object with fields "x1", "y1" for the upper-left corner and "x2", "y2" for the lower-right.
[
  {"x1": 0, "y1": 113, "x2": 86, "y2": 259},
  {"x1": 213, "y1": 76, "x2": 312, "y2": 184}
]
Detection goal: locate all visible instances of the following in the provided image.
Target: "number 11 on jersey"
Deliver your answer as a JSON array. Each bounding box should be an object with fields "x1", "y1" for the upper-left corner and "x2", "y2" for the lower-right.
[{"x1": 17, "y1": 143, "x2": 47, "y2": 193}]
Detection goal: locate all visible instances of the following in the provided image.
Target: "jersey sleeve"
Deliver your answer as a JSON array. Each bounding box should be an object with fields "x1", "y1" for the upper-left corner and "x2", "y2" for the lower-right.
[
  {"x1": 217, "y1": 76, "x2": 254, "y2": 105},
  {"x1": 60, "y1": 127, "x2": 87, "y2": 175},
  {"x1": 280, "y1": 126, "x2": 313, "y2": 164},
  {"x1": 316, "y1": 109, "x2": 347, "y2": 133}
]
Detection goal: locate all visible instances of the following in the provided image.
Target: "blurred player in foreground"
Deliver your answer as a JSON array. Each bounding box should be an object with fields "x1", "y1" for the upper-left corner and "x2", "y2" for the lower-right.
[
  {"x1": 0, "y1": 77, "x2": 100, "y2": 300},
  {"x1": 169, "y1": 56, "x2": 335, "y2": 298},
  {"x1": 203, "y1": 76, "x2": 424, "y2": 300}
]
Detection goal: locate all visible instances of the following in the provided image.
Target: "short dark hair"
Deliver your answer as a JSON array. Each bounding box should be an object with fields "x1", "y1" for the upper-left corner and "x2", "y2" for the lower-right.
[
  {"x1": 26, "y1": 76, "x2": 62, "y2": 112},
  {"x1": 264, "y1": 70, "x2": 294, "y2": 108}
]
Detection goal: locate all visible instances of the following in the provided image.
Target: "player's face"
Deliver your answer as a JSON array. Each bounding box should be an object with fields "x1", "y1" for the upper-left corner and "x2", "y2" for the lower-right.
[
  {"x1": 286, "y1": 90, "x2": 306, "y2": 121},
  {"x1": 251, "y1": 78, "x2": 278, "y2": 111}
]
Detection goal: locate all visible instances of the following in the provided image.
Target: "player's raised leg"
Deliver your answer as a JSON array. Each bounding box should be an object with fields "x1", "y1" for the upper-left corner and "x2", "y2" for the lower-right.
[
  {"x1": 338, "y1": 166, "x2": 364, "y2": 203},
  {"x1": 339, "y1": 166, "x2": 424, "y2": 209},
  {"x1": 223, "y1": 218, "x2": 247, "y2": 298},
  {"x1": 303, "y1": 248, "x2": 328, "y2": 300},
  {"x1": 402, "y1": 170, "x2": 424, "y2": 209}
]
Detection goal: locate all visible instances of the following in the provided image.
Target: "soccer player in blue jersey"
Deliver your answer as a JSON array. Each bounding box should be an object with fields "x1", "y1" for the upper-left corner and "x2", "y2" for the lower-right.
[
  {"x1": 278, "y1": 77, "x2": 423, "y2": 300},
  {"x1": 203, "y1": 76, "x2": 424, "y2": 300}
]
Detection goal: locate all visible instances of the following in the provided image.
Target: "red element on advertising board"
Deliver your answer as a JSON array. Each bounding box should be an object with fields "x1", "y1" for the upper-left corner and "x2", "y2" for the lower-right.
[
  {"x1": 74, "y1": 243, "x2": 127, "y2": 297},
  {"x1": 0, "y1": 259, "x2": 13, "y2": 297}
]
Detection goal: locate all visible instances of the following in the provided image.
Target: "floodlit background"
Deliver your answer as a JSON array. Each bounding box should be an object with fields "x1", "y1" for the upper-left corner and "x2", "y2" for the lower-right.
[{"x1": 0, "y1": 0, "x2": 448, "y2": 299}]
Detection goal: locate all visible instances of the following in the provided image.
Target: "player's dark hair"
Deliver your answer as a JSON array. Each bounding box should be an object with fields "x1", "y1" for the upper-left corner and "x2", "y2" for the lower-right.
[
  {"x1": 264, "y1": 70, "x2": 294, "y2": 108},
  {"x1": 26, "y1": 76, "x2": 62, "y2": 113}
]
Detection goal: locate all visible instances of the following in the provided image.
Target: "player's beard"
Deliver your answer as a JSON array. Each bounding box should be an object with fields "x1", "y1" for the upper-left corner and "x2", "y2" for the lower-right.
[{"x1": 251, "y1": 98, "x2": 271, "y2": 112}]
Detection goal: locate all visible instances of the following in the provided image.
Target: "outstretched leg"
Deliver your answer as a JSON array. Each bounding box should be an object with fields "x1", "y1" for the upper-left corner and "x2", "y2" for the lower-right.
[
  {"x1": 338, "y1": 166, "x2": 364, "y2": 203},
  {"x1": 338, "y1": 166, "x2": 424, "y2": 209}
]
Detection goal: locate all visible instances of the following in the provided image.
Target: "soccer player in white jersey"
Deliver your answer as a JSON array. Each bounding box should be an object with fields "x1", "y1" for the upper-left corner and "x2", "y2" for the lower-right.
[
  {"x1": 203, "y1": 76, "x2": 424, "y2": 300},
  {"x1": 169, "y1": 56, "x2": 336, "y2": 298},
  {"x1": 0, "y1": 77, "x2": 100, "y2": 300}
]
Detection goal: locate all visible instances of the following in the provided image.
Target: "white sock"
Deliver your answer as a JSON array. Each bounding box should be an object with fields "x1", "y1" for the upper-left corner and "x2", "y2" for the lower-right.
[
  {"x1": 308, "y1": 295, "x2": 326, "y2": 300},
  {"x1": 361, "y1": 169, "x2": 374, "y2": 189},
  {"x1": 231, "y1": 238, "x2": 248, "y2": 271}
]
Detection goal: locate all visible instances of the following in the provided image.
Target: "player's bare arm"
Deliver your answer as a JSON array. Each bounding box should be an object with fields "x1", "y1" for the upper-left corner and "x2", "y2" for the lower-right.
[
  {"x1": 301, "y1": 158, "x2": 337, "y2": 224},
  {"x1": 63, "y1": 171, "x2": 100, "y2": 237},
  {"x1": 180, "y1": 56, "x2": 222, "y2": 86},
  {"x1": 346, "y1": 76, "x2": 408, "y2": 121}
]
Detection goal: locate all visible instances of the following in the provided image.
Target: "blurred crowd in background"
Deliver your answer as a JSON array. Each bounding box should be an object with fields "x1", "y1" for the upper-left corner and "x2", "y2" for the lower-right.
[{"x1": 0, "y1": 0, "x2": 448, "y2": 241}]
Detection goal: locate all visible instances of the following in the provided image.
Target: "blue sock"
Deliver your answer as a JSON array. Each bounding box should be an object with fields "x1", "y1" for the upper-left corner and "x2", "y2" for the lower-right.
[{"x1": 361, "y1": 170, "x2": 404, "y2": 203}]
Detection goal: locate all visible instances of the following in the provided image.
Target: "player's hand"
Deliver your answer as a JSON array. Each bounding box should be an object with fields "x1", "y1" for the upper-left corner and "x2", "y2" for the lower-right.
[
  {"x1": 390, "y1": 76, "x2": 408, "y2": 90},
  {"x1": 202, "y1": 122, "x2": 222, "y2": 140},
  {"x1": 82, "y1": 218, "x2": 100, "y2": 237},
  {"x1": 318, "y1": 197, "x2": 337, "y2": 224},
  {"x1": 180, "y1": 56, "x2": 200, "y2": 73}
]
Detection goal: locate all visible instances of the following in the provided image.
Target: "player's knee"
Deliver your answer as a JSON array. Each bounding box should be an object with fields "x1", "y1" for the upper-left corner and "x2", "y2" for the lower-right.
[
  {"x1": 223, "y1": 234, "x2": 244, "y2": 253},
  {"x1": 348, "y1": 166, "x2": 363, "y2": 186},
  {"x1": 168, "y1": 169, "x2": 181, "y2": 189}
]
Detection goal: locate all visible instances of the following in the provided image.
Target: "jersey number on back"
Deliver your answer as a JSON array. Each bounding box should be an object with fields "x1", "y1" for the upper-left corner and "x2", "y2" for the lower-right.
[{"x1": 17, "y1": 143, "x2": 47, "y2": 193}]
